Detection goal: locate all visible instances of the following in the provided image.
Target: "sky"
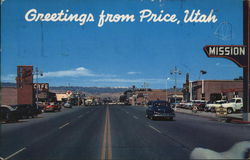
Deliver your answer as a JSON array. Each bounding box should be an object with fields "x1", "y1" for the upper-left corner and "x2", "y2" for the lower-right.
[{"x1": 1, "y1": 0, "x2": 244, "y2": 89}]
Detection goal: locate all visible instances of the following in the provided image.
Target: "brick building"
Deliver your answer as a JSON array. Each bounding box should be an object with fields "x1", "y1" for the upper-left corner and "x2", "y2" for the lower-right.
[
  {"x1": 183, "y1": 80, "x2": 243, "y2": 101},
  {"x1": 16, "y1": 65, "x2": 34, "y2": 104},
  {"x1": 1, "y1": 66, "x2": 56, "y2": 105},
  {"x1": 123, "y1": 89, "x2": 183, "y2": 105},
  {"x1": 0, "y1": 87, "x2": 17, "y2": 105},
  {"x1": 131, "y1": 89, "x2": 167, "y2": 105}
]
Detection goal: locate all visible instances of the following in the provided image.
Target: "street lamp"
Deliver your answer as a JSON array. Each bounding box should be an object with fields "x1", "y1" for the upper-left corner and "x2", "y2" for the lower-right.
[
  {"x1": 166, "y1": 77, "x2": 170, "y2": 102},
  {"x1": 199, "y1": 70, "x2": 207, "y2": 100},
  {"x1": 199, "y1": 70, "x2": 207, "y2": 80},
  {"x1": 170, "y1": 66, "x2": 182, "y2": 110}
]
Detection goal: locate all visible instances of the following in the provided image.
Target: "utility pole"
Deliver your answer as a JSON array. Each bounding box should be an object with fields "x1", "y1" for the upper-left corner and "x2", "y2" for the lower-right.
[
  {"x1": 34, "y1": 66, "x2": 43, "y2": 109},
  {"x1": 77, "y1": 90, "x2": 80, "y2": 106},
  {"x1": 170, "y1": 66, "x2": 181, "y2": 110},
  {"x1": 189, "y1": 81, "x2": 193, "y2": 101}
]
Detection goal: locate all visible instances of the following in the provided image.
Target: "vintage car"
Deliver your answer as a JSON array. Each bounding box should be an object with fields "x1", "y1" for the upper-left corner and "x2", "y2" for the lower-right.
[{"x1": 146, "y1": 100, "x2": 175, "y2": 120}]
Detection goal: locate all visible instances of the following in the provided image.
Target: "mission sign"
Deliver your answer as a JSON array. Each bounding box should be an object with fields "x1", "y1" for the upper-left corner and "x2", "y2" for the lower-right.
[{"x1": 203, "y1": 45, "x2": 247, "y2": 68}]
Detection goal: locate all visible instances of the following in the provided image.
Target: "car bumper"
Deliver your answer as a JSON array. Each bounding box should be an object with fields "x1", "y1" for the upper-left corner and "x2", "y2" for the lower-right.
[
  {"x1": 44, "y1": 108, "x2": 54, "y2": 112},
  {"x1": 64, "y1": 106, "x2": 72, "y2": 108},
  {"x1": 153, "y1": 113, "x2": 175, "y2": 118}
]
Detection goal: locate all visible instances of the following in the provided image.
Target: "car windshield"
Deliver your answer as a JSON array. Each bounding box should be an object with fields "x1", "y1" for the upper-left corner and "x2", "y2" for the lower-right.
[
  {"x1": 155, "y1": 106, "x2": 172, "y2": 111},
  {"x1": 215, "y1": 101, "x2": 224, "y2": 104},
  {"x1": 207, "y1": 101, "x2": 214, "y2": 104},
  {"x1": 228, "y1": 99, "x2": 236, "y2": 103},
  {"x1": 153, "y1": 101, "x2": 167, "y2": 107},
  {"x1": 10, "y1": 105, "x2": 18, "y2": 109}
]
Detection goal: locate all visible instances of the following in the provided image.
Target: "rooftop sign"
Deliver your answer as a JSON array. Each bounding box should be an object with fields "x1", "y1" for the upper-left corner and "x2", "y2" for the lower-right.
[{"x1": 203, "y1": 45, "x2": 248, "y2": 68}]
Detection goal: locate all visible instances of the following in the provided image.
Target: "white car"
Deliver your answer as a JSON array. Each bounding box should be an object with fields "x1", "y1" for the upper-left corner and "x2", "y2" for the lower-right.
[
  {"x1": 64, "y1": 102, "x2": 72, "y2": 108},
  {"x1": 222, "y1": 98, "x2": 243, "y2": 114},
  {"x1": 205, "y1": 100, "x2": 227, "y2": 112}
]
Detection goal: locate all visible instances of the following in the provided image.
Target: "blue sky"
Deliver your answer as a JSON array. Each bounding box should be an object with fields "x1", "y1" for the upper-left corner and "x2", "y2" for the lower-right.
[{"x1": 1, "y1": 0, "x2": 244, "y2": 88}]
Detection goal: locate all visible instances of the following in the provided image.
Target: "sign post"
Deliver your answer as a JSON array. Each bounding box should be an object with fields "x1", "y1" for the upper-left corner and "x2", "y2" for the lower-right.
[
  {"x1": 203, "y1": 1, "x2": 250, "y2": 121},
  {"x1": 243, "y1": 0, "x2": 250, "y2": 121}
]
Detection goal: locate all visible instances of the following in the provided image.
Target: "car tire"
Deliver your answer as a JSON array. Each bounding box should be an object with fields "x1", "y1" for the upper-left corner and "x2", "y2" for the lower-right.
[
  {"x1": 150, "y1": 115, "x2": 154, "y2": 120},
  {"x1": 5, "y1": 112, "x2": 10, "y2": 122},
  {"x1": 211, "y1": 107, "x2": 215, "y2": 113},
  {"x1": 240, "y1": 107, "x2": 243, "y2": 112},
  {"x1": 227, "y1": 108, "x2": 233, "y2": 114}
]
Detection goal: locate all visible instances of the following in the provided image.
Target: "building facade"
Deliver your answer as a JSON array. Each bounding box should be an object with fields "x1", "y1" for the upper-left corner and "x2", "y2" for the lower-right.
[
  {"x1": 16, "y1": 65, "x2": 34, "y2": 104},
  {"x1": 183, "y1": 80, "x2": 243, "y2": 101},
  {"x1": 121, "y1": 88, "x2": 183, "y2": 105}
]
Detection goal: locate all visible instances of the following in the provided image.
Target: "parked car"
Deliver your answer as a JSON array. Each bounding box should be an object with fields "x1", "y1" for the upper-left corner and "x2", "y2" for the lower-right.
[
  {"x1": 222, "y1": 98, "x2": 243, "y2": 114},
  {"x1": 36, "y1": 102, "x2": 47, "y2": 112},
  {"x1": 147, "y1": 101, "x2": 154, "y2": 105},
  {"x1": 183, "y1": 101, "x2": 193, "y2": 109},
  {"x1": 178, "y1": 102, "x2": 186, "y2": 108},
  {"x1": 193, "y1": 100, "x2": 206, "y2": 111},
  {"x1": 204, "y1": 101, "x2": 215, "y2": 112},
  {"x1": 11, "y1": 104, "x2": 40, "y2": 119},
  {"x1": 170, "y1": 102, "x2": 181, "y2": 108},
  {"x1": 146, "y1": 100, "x2": 175, "y2": 120},
  {"x1": 64, "y1": 102, "x2": 72, "y2": 108},
  {"x1": 204, "y1": 100, "x2": 227, "y2": 112},
  {"x1": 44, "y1": 103, "x2": 61, "y2": 112},
  {"x1": 0, "y1": 105, "x2": 20, "y2": 122}
]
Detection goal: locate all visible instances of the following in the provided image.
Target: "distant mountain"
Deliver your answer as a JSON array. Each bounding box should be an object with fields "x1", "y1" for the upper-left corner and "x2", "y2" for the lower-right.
[
  {"x1": 1, "y1": 82, "x2": 181, "y2": 94},
  {"x1": 50, "y1": 86, "x2": 128, "y2": 94},
  {"x1": 1, "y1": 82, "x2": 16, "y2": 87},
  {"x1": 1, "y1": 82, "x2": 128, "y2": 94}
]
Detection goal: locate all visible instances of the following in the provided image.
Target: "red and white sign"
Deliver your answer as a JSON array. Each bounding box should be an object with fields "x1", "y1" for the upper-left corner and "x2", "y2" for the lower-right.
[{"x1": 66, "y1": 90, "x2": 73, "y2": 95}]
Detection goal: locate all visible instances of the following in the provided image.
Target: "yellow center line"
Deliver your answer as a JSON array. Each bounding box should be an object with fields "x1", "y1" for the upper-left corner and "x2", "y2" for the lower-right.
[
  {"x1": 101, "y1": 106, "x2": 112, "y2": 160},
  {"x1": 107, "y1": 107, "x2": 112, "y2": 159}
]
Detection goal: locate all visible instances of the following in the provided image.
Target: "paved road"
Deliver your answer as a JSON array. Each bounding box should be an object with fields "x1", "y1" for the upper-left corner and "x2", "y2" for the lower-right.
[{"x1": 0, "y1": 105, "x2": 250, "y2": 160}]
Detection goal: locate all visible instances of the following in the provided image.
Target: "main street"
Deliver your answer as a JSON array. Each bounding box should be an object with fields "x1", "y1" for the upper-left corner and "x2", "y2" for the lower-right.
[{"x1": 1, "y1": 105, "x2": 250, "y2": 160}]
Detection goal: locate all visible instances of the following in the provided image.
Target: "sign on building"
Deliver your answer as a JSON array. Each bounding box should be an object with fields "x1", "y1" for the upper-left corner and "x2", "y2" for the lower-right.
[
  {"x1": 33, "y1": 83, "x2": 49, "y2": 92},
  {"x1": 203, "y1": 45, "x2": 247, "y2": 67},
  {"x1": 16, "y1": 65, "x2": 34, "y2": 104}
]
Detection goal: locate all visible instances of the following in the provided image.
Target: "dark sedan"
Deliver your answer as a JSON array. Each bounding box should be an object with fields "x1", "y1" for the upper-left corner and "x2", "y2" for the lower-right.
[
  {"x1": 11, "y1": 104, "x2": 40, "y2": 119},
  {"x1": 0, "y1": 105, "x2": 20, "y2": 122},
  {"x1": 146, "y1": 100, "x2": 175, "y2": 120}
]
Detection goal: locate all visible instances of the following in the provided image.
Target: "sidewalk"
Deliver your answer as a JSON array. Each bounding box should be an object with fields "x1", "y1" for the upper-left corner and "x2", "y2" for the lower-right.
[
  {"x1": 175, "y1": 108, "x2": 250, "y2": 124},
  {"x1": 175, "y1": 108, "x2": 217, "y2": 120}
]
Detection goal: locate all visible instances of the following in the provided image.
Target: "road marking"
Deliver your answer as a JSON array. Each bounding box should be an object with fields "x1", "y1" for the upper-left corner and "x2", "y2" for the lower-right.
[
  {"x1": 101, "y1": 106, "x2": 112, "y2": 160},
  {"x1": 133, "y1": 115, "x2": 138, "y2": 119},
  {"x1": 78, "y1": 115, "x2": 83, "y2": 118},
  {"x1": 107, "y1": 107, "x2": 112, "y2": 159},
  {"x1": 148, "y1": 125, "x2": 162, "y2": 134},
  {"x1": 5, "y1": 147, "x2": 26, "y2": 160},
  {"x1": 59, "y1": 122, "x2": 70, "y2": 129}
]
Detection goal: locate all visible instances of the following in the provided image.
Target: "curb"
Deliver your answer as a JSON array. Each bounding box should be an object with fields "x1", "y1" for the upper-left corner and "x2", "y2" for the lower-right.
[
  {"x1": 175, "y1": 110, "x2": 218, "y2": 120},
  {"x1": 176, "y1": 110, "x2": 250, "y2": 124},
  {"x1": 229, "y1": 119, "x2": 250, "y2": 124}
]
